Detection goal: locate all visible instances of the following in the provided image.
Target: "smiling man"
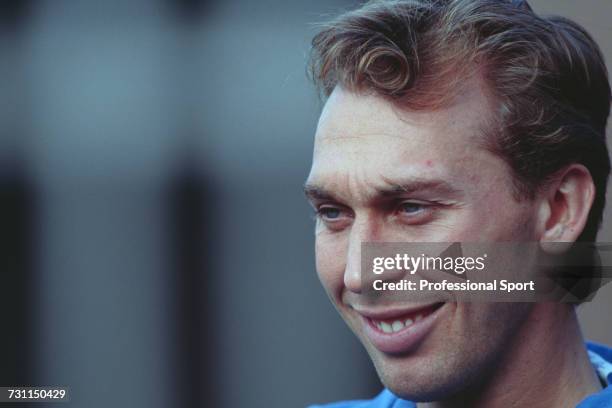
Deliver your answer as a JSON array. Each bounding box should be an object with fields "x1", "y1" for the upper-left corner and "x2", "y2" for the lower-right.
[{"x1": 304, "y1": 1, "x2": 612, "y2": 407}]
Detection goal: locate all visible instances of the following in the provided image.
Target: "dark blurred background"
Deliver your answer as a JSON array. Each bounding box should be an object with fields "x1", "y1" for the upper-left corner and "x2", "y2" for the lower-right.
[{"x1": 0, "y1": 0, "x2": 610, "y2": 407}]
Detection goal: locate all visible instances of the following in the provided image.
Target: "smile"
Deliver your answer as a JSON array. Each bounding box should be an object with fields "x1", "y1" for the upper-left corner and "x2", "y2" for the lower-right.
[
  {"x1": 372, "y1": 313, "x2": 424, "y2": 333},
  {"x1": 356, "y1": 302, "x2": 446, "y2": 354}
]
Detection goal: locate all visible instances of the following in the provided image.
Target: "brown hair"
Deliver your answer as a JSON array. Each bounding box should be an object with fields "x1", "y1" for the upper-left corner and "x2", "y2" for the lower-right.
[{"x1": 309, "y1": 0, "x2": 611, "y2": 241}]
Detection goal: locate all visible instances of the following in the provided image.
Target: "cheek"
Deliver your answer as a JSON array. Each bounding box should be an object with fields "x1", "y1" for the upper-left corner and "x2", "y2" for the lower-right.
[
  {"x1": 453, "y1": 191, "x2": 537, "y2": 241},
  {"x1": 315, "y1": 233, "x2": 348, "y2": 296},
  {"x1": 479, "y1": 200, "x2": 536, "y2": 240},
  {"x1": 457, "y1": 303, "x2": 532, "y2": 352}
]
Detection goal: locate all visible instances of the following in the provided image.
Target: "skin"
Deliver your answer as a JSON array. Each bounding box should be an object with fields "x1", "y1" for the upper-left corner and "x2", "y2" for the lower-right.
[{"x1": 304, "y1": 83, "x2": 602, "y2": 407}]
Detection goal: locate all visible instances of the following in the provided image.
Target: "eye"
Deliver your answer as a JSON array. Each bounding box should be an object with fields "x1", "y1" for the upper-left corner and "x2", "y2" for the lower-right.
[
  {"x1": 399, "y1": 201, "x2": 426, "y2": 214},
  {"x1": 314, "y1": 204, "x2": 353, "y2": 231},
  {"x1": 317, "y1": 206, "x2": 343, "y2": 220},
  {"x1": 395, "y1": 200, "x2": 434, "y2": 224}
]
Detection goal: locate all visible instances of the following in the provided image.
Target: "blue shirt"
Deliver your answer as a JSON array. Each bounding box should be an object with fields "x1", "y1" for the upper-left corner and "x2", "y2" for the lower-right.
[{"x1": 310, "y1": 342, "x2": 612, "y2": 408}]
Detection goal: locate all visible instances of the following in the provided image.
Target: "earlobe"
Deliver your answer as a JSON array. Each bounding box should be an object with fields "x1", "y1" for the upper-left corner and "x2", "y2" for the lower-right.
[{"x1": 539, "y1": 164, "x2": 595, "y2": 254}]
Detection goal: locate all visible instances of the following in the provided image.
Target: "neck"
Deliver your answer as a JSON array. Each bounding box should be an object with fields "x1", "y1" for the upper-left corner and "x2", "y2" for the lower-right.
[{"x1": 419, "y1": 304, "x2": 601, "y2": 408}]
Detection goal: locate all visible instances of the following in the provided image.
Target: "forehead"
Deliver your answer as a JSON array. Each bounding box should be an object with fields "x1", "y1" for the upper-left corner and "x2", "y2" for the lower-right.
[
  {"x1": 307, "y1": 83, "x2": 507, "y2": 198},
  {"x1": 315, "y1": 80, "x2": 494, "y2": 148}
]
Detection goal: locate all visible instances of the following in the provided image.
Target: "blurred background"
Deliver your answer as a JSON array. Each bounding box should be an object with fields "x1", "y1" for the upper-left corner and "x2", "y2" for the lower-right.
[{"x1": 0, "y1": 0, "x2": 610, "y2": 407}]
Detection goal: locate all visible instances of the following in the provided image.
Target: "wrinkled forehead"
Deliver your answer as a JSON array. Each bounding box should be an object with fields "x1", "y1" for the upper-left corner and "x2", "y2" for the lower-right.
[
  {"x1": 315, "y1": 83, "x2": 493, "y2": 145},
  {"x1": 305, "y1": 84, "x2": 510, "y2": 206},
  {"x1": 311, "y1": 85, "x2": 494, "y2": 171}
]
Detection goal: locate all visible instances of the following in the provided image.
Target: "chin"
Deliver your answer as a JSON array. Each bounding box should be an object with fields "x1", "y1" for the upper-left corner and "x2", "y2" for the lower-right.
[
  {"x1": 372, "y1": 355, "x2": 461, "y2": 401},
  {"x1": 365, "y1": 339, "x2": 487, "y2": 403}
]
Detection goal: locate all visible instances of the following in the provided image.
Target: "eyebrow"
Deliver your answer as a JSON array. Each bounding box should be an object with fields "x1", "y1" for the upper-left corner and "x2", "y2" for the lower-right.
[
  {"x1": 303, "y1": 184, "x2": 338, "y2": 202},
  {"x1": 303, "y1": 178, "x2": 461, "y2": 203},
  {"x1": 377, "y1": 178, "x2": 460, "y2": 197}
]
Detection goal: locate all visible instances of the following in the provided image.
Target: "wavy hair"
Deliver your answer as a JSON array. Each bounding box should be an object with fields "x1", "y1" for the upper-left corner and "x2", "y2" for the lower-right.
[{"x1": 309, "y1": 0, "x2": 611, "y2": 241}]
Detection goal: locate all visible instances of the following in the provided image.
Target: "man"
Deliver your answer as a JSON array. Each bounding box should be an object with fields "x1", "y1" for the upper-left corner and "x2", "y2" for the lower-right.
[{"x1": 304, "y1": 0, "x2": 612, "y2": 407}]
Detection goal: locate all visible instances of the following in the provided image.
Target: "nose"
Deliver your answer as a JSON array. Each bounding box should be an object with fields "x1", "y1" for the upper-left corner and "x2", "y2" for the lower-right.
[
  {"x1": 344, "y1": 217, "x2": 380, "y2": 293},
  {"x1": 344, "y1": 241, "x2": 362, "y2": 294}
]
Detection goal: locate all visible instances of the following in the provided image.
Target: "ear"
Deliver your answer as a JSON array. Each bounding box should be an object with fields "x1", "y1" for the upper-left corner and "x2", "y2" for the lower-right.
[{"x1": 538, "y1": 164, "x2": 595, "y2": 253}]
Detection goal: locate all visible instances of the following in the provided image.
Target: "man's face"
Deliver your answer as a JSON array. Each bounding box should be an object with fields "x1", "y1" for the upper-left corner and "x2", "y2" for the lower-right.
[{"x1": 305, "y1": 85, "x2": 541, "y2": 400}]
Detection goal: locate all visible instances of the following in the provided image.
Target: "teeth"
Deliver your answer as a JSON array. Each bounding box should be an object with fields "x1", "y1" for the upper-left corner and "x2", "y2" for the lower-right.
[
  {"x1": 374, "y1": 314, "x2": 426, "y2": 333},
  {"x1": 391, "y1": 320, "x2": 404, "y2": 332}
]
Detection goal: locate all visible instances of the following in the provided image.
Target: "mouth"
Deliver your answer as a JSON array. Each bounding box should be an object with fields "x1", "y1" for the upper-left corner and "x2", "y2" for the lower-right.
[{"x1": 355, "y1": 302, "x2": 446, "y2": 354}]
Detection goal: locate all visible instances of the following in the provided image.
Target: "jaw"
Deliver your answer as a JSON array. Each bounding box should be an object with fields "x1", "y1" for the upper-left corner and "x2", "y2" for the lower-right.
[{"x1": 349, "y1": 302, "x2": 541, "y2": 403}]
